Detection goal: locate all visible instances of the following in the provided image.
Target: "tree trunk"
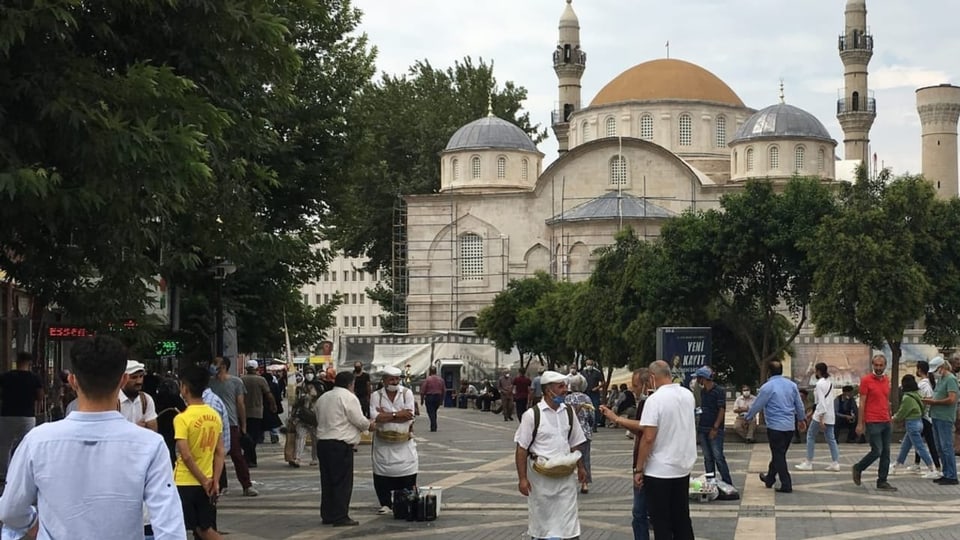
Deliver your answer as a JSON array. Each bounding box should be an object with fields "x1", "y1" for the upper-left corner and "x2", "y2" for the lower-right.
[{"x1": 889, "y1": 340, "x2": 902, "y2": 411}]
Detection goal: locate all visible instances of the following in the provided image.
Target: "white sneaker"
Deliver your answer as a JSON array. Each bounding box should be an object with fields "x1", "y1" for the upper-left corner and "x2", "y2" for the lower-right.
[
  {"x1": 377, "y1": 505, "x2": 391, "y2": 515},
  {"x1": 794, "y1": 461, "x2": 813, "y2": 471},
  {"x1": 889, "y1": 464, "x2": 906, "y2": 475},
  {"x1": 907, "y1": 464, "x2": 922, "y2": 474},
  {"x1": 922, "y1": 470, "x2": 942, "y2": 479},
  {"x1": 825, "y1": 462, "x2": 841, "y2": 472}
]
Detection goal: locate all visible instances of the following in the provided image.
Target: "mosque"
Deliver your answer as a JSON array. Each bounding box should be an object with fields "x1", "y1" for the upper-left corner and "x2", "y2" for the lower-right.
[{"x1": 400, "y1": 0, "x2": 960, "y2": 333}]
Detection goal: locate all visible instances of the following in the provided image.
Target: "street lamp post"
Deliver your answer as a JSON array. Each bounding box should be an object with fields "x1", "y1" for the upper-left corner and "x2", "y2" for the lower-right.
[{"x1": 213, "y1": 259, "x2": 237, "y2": 357}]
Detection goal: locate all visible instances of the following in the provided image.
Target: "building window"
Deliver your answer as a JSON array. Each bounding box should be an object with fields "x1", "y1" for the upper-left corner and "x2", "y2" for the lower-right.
[
  {"x1": 331, "y1": 271, "x2": 336, "y2": 282},
  {"x1": 715, "y1": 115, "x2": 727, "y2": 148},
  {"x1": 471, "y1": 156, "x2": 481, "y2": 179},
  {"x1": 351, "y1": 316, "x2": 357, "y2": 327},
  {"x1": 452, "y1": 158, "x2": 460, "y2": 181},
  {"x1": 497, "y1": 156, "x2": 506, "y2": 179},
  {"x1": 343, "y1": 316, "x2": 349, "y2": 327},
  {"x1": 303, "y1": 294, "x2": 309, "y2": 304},
  {"x1": 640, "y1": 114, "x2": 653, "y2": 140},
  {"x1": 459, "y1": 233, "x2": 484, "y2": 281},
  {"x1": 351, "y1": 293, "x2": 357, "y2": 304},
  {"x1": 323, "y1": 293, "x2": 330, "y2": 304},
  {"x1": 373, "y1": 316, "x2": 379, "y2": 327},
  {"x1": 610, "y1": 155, "x2": 627, "y2": 185},
  {"x1": 351, "y1": 270, "x2": 357, "y2": 281},
  {"x1": 605, "y1": 116, "x2": 616, "y2": 137},
  {"x1": 521, "y1": 159, "x2": 529, "y2": 181},
  {"x1": 733, "y1": 151, "x2": 738, "y2": 173},
  {"x1": 360, "y1": 316, "x2": 365, "y2": 327},
  {"x1": 315, "y1": 294, "x2": 321, "y2": 305},
  {"x1": 581, "y1": 121, "x2": 590, "y2": 143},
  {"x1": 359, "y1": 271, "x2": 364, "y2": 281},
  {"x1": 679, "y1": 114, "x2": 692, "y2": 146},
  {"x1": 359, "y1": 295, "x2": 365, "y2": 305},
  {"x1": 342, "y1": 270, "x2": 348, "y2": 281},
  {"x1": 746, "y1": 147, "x2": 754, "y2": 171},
  {"x1": 818, "y1": 148, "x2": 825, "y2": 172},
  {"x1": 322, "y1": 272, "x2": 328, "y2": 281},
  {"x1": 795, "y1": 146, "x2": 805, "y2": 172},
  {"x1": 769, "y1": 146, "x2": 780, "y2": 169}
]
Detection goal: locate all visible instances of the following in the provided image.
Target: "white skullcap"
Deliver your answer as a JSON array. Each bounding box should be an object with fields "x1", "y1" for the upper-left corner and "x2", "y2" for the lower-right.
[
  {"x1": 382, "y1": 366, "x2": 403, "y2": 377},
  {"x1": 246, "y1": 359, "x2": 259, "y2": 369},
  {"x1": 540, "y1": 370, "x2": 567, "y2": 386},
  {"x1": 125, "y1": 360, "x2": 146, "y2": 375}
]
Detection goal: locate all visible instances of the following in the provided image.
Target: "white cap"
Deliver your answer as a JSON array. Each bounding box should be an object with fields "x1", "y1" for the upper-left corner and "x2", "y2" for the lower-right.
[
  {"x1": 125, "y1": 361, "x2": 146, "y2": 375},
  {"x1": 540, "y1": 370, "x2": 567, "y2": 386},
  {"x1": 382, "y1": 366, "x2": 403, "y2": 377},
  {"x1": 246, "y1": 359, "x2": 259, "y2": 370},
  {"x1": 929, "y1": 356, "x2": 946, "y2": 371}
]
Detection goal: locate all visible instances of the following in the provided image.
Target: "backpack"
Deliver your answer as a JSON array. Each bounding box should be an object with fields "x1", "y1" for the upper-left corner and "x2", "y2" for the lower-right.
[{"x1": 527, "y1": 404, "x2": 574, "y2": 454}]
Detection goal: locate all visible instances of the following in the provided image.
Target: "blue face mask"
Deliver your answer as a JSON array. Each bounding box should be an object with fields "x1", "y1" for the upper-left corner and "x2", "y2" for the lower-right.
[{"x1": 552, "y1": 395, "x2": 565, "y2": 406}]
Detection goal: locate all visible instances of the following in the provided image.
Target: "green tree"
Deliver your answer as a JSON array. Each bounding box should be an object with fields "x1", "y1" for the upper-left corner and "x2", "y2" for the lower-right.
[
  {"x1": 476, "y1": 272, "x2": 559, "y2": 370},
  {"x1": 810, "y1": 170, "x2": 939, "y2": 408}
]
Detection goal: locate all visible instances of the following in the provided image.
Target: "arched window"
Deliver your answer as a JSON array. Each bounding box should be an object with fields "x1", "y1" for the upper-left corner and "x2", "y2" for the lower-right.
[
  {"x1": 852, "y1": 91, "x2": 860, "y2": 111},
  {"x1": 452, "y1": 158, "x2": 460, "y2": 180},
  {"x1": 679, "y1": 114, "x2": 692, "y2": 146},
  {"x1": 471, "y1": 156, "x2": 481, "y2": 179},
  {"x1": 746, "y1": 148, "x2": 755, "y2": 171},
  {"x1": 795, "y1": 146, "x2": 805, "y2": 172},
  {"x1": 521, "y1": 159, "x2": 529, "y2": 181},
  {"x1": 459, "y1": 233, "x2": 483, "y2": 281},
  {"x1": 818, "y1": 148, "x2": 825, "y2": 172},
  {"x1": 497, "y1": 156, "x2": 506, "y2": 179},
  {"x1": 733, "y1": 151, "x2": 738, "y2": 173},
  {"x1": 605, "y1": 116, "x2": 616, "y2": 137},
  {"x1": 769, "y1": 146, "x2": 780, "y2": 169},
  {"x1": 581, "y1": 121, "x2": 590, "y2": 143},
  {"x1": 715, "y1": 115, "x2": 727, "y2": 148},
  {"x1": 610, "y1": 155, "x2": 627, "y2": 185},
  {"x1": 459, "y1": 317, "x2": 477, "y2": 330},
  {"x1": 640, "y1": 114, "x2": 654, "y2": 140}
]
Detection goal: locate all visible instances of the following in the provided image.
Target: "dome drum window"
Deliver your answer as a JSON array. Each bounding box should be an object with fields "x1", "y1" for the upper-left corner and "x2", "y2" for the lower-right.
[
  {"x1": 679, "y1": 114, "x2": 693, "y2": 146},
  {"x1": 497, "y1": 156, "x2": 506, "y2": 179},
  {"x1": 452, "y1": 159, "x2": 460, "y2": 180},
  {"x1": 769, "y1": 146, "x2": 780, "y2": 170},
  {"x1": 471, "y1": 156, "x2": 481, "y2": 179},
  {"x1": 746, "y1": 148, "x2": 754, "y2": 171},
  {"x1": 715, "y1": 115, "x2": 727, "y2": 148},
  {"x1": 610, "y1": 155, "x2": 627, "y2": 185},
  {"x1": 521, "y1": 159, "x2": 529, "y2": 181},
  {"x1": 794, "y1": 146, "x2": 805, "y2": 172},
  {"x1": 605, "y1": 116, "x2": 617, "y2": 137},
  {"x1": 817, "y1": 148, "x2": 825, "y2": 172},
  {"x1": 640, "y1": 114, "x2": 654, "y2": 140}
]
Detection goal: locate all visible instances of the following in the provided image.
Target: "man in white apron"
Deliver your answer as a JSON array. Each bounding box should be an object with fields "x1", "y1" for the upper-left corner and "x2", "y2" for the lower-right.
[
  {"x1": 514, "y1": 370, "x2": 587, "y2": 540},
  {"x1": 369, "y1": 366, "x2": 419, "y2": 515}
]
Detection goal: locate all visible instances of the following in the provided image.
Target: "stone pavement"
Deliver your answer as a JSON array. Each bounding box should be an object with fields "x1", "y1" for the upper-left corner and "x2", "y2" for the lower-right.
[{"x1": 217, "y1": 407, "x2": 960, "y2": 539}]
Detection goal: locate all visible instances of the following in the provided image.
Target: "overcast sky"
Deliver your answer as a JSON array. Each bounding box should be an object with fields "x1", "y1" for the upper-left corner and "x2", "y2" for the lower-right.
[{"x1": 354, "y1": 0, "x2": 960, "y2": 176}]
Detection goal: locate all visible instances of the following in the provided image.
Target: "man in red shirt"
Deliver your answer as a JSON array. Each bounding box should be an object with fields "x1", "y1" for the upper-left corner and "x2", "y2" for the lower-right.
[
  {"x1": 512, "y1": 369, "x2": 532, "y2": 421},
  {"x1": 420, "y1": 367, "x2": 446, "y2": 432},
  {"x1": 852, "y1": 354, "x2": 897, "y2": 491}
]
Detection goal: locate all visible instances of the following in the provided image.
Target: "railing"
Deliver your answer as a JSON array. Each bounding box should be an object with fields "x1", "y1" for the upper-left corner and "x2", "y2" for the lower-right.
[
  {"x1": 552, "y1": 47, "x2": 587, "y2": 67},
  {"x1": 837, "y1": 96, "x2": 876, "y2": 115},
  {"x1": 551, "y1": 105, "x2": 576, "y2": 125},
  {"x1": 838, "y1": 33, "x2": 874, "y2": 52}
]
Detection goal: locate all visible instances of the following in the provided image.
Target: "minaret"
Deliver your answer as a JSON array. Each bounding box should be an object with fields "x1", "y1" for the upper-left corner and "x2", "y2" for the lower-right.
[
  {"x1": 552, "y1": 0, "x2": 586, "y2": 154},
  {"x1": 837, "y1": 0, "x2": 876, "y2": 164},
  {"x1": 917, "y1": 84, "x2": 960, "y2": 198}
]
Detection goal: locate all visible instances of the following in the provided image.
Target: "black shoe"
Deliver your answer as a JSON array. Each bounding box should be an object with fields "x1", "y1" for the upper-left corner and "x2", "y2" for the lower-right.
[
  {"x1": 287, "y1": 461, "x2": 300, "y2": 468},
  {"x1": 876, "y1": 481, "x2": 897, "y2": 491},
  {"x1": 759, "y1": 474, "x2": 773, "y2": 488},
  {"x1": 775, "y1": 487, "x2": 792, "y2": 493},
  {"x1": 935, "y1": 477, "x2": 959, "y2": 485},
  {"x1": 333, "y1": 518, "x2": 360, "y2": 527},
  {"x1": 248, "y1": 463, "x2": 258, "y2": 469},
  {"x1": 852, "y1": 466, "x2": 862, "y2": 486}
]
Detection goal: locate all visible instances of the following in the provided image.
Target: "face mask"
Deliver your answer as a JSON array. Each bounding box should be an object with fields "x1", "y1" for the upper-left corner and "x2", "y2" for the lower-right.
[
  {"x1": 386, "y1": 384, "x2": 399, "y2": 392},
  {"x1": 208, "y1": 365, "x2": 218, "y2": 376},
  {"x1": 305, "y1": 373, "x2": 315, "y2": 381},
  {"x1": 552, "y1": 395, "x2": 565, "y2": 406},
  {"x1": 355, "y1": 367, "x2": 362, "y2": 374},
  {"x1": 742, "y1": 391, "x2": 751, "y2": 397}
]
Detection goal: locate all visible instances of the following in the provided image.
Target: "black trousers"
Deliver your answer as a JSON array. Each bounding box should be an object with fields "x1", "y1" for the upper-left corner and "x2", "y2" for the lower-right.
[
  {"x1": 765, "y1": 429, "x2": 794, "y2": 490},
  {"x1": 373, "y1": 473, "x2": 417, "y2": 508},
  {"x1": 317, "y1": 439, "x2": 354, "y2": 523},
  {"x1": 515, "y1": 397, "x2": 529, "y2": 420},
  {"x1": 424, "y1": 394, "x2": 443, "y2": 431},
  {"x1": 916, "y1": 417, "x2": 942, "y2": 469},
  {"x1": 242, "y1": 417, "x2": 263, "y2": 466},
  {"x1": 645, "y1": 475, "x2": 694, "y2": 540}
]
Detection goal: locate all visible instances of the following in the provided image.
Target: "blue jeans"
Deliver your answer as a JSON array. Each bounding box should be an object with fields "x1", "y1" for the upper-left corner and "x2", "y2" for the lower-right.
[
  {"x1": 897, "y1": 418, "x2": 933, "y2": 467},
  {"x1": 805, "y1": 422, "x2": 839, "y2": 462},
  {"x1": 632, "y1": 485, "x2": 649, "y2": 540},
  {"x1": 587, "y1": 391, "x2": 602, "y2": 426},
  {"x1": 854, "y1": 422, "x2": 891, "y2": 484},
  {"x1": 697, "y1": 427, "x2": 732, "y2": 484},
  {"x1": 932, "y1": 418, "x2": 957, "y2": 480}
]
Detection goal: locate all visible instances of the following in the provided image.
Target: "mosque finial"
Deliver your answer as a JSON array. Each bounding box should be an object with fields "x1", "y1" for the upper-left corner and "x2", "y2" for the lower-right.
[
  {"x1": 779, "y1": 79, "x2": 785, "y2": 104},
  {"x1": 567, "y1": 0, "x2": 572, "y2": 4},
  {"x1": 487, "y1": 95, "x2": 494, "y2": 117}
]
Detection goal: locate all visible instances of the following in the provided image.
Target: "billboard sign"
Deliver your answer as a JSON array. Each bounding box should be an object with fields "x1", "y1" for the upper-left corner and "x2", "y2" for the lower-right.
[{"x1": 656, "y1": 327, "x2": 712, "y2": 387}]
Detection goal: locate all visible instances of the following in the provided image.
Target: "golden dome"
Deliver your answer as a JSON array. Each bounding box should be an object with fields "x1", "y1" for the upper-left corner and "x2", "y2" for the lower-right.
[{"x1": 590, "y1": 58, "x2": 745, "y2": 108}]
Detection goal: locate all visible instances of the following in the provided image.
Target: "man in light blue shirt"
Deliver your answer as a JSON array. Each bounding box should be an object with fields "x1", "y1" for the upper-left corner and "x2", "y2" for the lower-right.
[
  {"x1": 0, "y1": 336, "x2": 185, "y2": 540},
  {"x1": 745, "y1": 361, "x2": 806, "y2": 493}
]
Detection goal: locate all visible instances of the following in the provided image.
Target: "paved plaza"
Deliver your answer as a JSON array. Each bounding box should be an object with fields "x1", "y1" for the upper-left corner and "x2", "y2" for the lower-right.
[{"x1": 216, "y1": 407, "x2": 959, "y2": 539}]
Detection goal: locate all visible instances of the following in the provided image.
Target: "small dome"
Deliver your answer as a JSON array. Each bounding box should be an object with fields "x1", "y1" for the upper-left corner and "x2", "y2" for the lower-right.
[
  {"x1": 730, "y1": 103, "x2": 834, "y2": 144},
  {"x1": 591, "y1": 59, "x2": 745, "y2": 107},
  {"x1": 445, "y1": 116, "x2": 537, "y2": 152}
]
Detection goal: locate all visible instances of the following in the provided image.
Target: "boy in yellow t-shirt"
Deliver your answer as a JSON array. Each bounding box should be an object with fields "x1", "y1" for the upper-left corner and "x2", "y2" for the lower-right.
[{"x1": 175, "y1": 365, "x2": 226, "y2": 539}]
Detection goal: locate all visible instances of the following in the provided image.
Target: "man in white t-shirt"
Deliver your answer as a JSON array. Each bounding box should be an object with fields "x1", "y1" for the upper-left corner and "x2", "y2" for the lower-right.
[
  {"x1": 634, "y1": 360, "x2": 696, "y2": 540},
  {"x1": 119, "y1": 361, "x2": 158, "y2": 431}
]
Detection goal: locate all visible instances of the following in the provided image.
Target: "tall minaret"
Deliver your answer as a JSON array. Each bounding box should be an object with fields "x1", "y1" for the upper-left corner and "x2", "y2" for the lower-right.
[
  {"x1": 552, "y1": 0, "x2": 586, "y2": 154},
  {"x1": 837, "y1": 0, "x2": 876, "y2": 164}
]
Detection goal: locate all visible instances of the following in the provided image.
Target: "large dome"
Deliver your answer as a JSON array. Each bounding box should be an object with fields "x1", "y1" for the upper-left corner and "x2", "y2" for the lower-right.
[
  {"x1": 730, "y1": 103, "x2": 834, "y2": 143},
  {"x1": 445, "y1": 116, "x2": 537, "y2": 152},
  {"x1": 590, "y1": 59, "x2": 745, "y2": 107}
]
